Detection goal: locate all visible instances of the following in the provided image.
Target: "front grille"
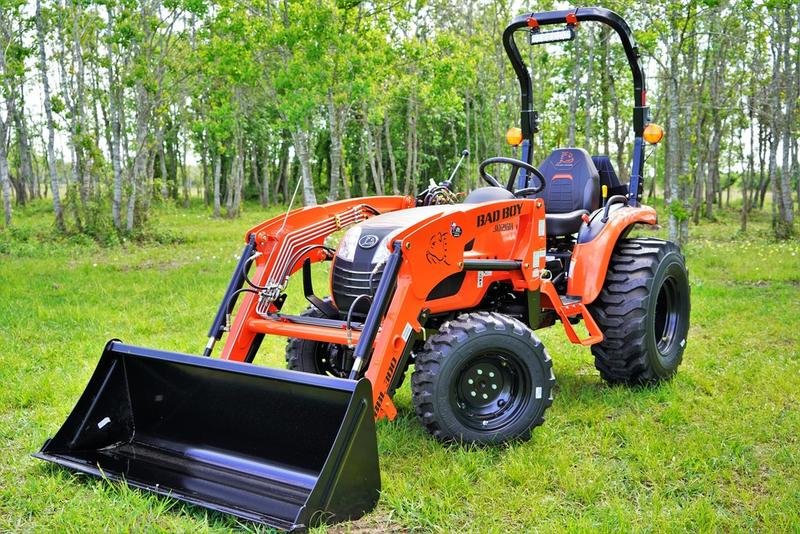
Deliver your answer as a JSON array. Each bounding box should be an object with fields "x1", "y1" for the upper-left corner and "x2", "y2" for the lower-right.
[{"x1": 331, "y1": 258, "x2": 384, "y2": 317}]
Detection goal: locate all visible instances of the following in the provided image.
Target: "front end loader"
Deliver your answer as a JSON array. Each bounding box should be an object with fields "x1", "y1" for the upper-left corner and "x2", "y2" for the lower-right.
[{"x1": 36, "y1": 7, "x2": 690, "y2": 531}]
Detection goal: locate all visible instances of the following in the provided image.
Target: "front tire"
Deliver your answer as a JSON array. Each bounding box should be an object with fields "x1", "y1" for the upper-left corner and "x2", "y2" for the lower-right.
[
  {"x1": 589, "y1": 238, "x2": 690, "y2": 385},
  {"x1": 411, "y1": 312, "x2": 555, "y2": 444},
  {"x1": 285, "y1": 301, "x2": 351, "y2": 378}
]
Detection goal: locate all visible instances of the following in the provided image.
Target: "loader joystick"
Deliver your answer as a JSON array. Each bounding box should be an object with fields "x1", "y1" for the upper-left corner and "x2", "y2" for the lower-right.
[{"x1": 478, "y1": 156, "x2": 546, "y2": 196}]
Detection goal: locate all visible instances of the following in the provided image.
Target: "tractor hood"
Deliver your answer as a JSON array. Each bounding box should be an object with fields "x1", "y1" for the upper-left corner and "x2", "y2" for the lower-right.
[{"x1": 337, "y1": 205, "x2": 454, "y2": 264}]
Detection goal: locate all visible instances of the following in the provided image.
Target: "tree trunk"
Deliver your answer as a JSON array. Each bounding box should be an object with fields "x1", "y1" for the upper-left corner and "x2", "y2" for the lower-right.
[
  {"x1": 11, "y1": 88, "x2": 35, "y2": 205},
  {"x1": 757, "y1": 123, "x2": 768, "y2": 208},
  {"x1": 665, "y1": 30, "x2": 682, "y2": 244},
  {"x1": 0, "y1": 125, "x2": 9, "y2": 226},
  {"x1": 127, "y1": 80, "x2": 150, "y2": 231},
  {"x1": 358, "y1": 138, "x2": 369, "y2": 197},
  {"x1": 105, "y1": 9, "x2": 123, "y2": 228},
  {"x1": 327, "y1": 91, "x2": 343, "y2": 202},
  {"x1": 291, "y1": 129, "x2": 317, "y2": 206},
  {"x1": 706, "y1": 126, "x2": 722, "y2": 220},
  {"x1": 159, "y1": 135, "x2": 168, "y2": 200},
  {"x1": 0, "y1": 76, "x2": 10, "y2": 225},
  {"x1": 600, "y1": 27, "x2": 610, "y2": 156},
  {"x1": 2, "y1": 93, "x2": 25, "y2": 207},
  {"x1": 201, "y1": 133, "x2": 209, "y2": 205},
  {"x1": 583, "y1": 28, "x2": 595, "y2": 151},
  {"x1": 224, "y1": 151, "x2": 233, "y2": 211},
  {"x1": 72, "y1": 1, "x2": 91, "y2": 209},
  {"x1": 54, "y1": 9, "x2": 81, "y2": 228},
  {"x1": 404, "y1": 96, "x2": 417, "y2": 195},
  {"x1": 260, "y1": 145, "x2": 270, "y2": 207},
  {"x1": 229, "y1": 136, "x2": 244, "y2": 218},
  {"x1": 36, "y1": 0, "x2": 64, "y2": 230},
  {"x1": 794, "y1": 139, "x2": 799, "y2": 215},
  {"x1": 384, "y1": 112, "x2": 399, "y2": 195},
  {"x1": 364, "y1": 118, "x2": 383, "y2": 195},
  {"x1": 213, "y1": 149, "x2": 221, "y2": 217},
  {"x1": 567, "y1": 37, "x2": 580, "y2": 146},
  {"x1": 374, "y1": 123, "x2": 385, "y2": 190},
  {"x1": 340, "y1": 159, "x2": 351, "y2": 199},
  {"x1": 608, "y1": 69, "x2": 626, "y2": 181},
  {"x1": 275, "y1": 132, "x2": 290, "y2": 203},
  {"x1": 742, "y1": 99, "x2": 754, "y2": 232},
  {"x1": 692, "y1": 157, "x2": 704, "y2": 225}
]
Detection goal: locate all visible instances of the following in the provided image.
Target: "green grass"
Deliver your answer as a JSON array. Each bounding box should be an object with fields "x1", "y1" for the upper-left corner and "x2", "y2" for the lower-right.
[{"x1": 1, "y1": 199, "x2": 799, "y2": 532}]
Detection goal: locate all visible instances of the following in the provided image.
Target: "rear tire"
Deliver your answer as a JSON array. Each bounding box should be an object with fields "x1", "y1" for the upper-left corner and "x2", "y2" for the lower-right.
[
  {"x1": 589, "y1": 238, "x2": 690, "y2": 385},
  {"x1": 411, "y1": 312, "x2": 555, "y2": 444}
]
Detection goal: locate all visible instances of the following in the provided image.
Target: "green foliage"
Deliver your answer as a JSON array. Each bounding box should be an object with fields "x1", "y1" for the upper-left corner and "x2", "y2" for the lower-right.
[{"x1": 5, "y1": 0, "x2": 799, "y2": 240}]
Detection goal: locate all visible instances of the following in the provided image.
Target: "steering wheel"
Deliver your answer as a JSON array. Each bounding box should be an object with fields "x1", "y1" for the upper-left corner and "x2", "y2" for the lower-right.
[{"x1": 478, "y1": 156, "x2": 546, "y2": 196}]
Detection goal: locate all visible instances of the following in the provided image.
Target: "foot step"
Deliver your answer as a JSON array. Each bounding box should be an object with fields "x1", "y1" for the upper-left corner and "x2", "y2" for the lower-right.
[{"x1": 540, "y1": 282, "x2": 604, "y2": 346}]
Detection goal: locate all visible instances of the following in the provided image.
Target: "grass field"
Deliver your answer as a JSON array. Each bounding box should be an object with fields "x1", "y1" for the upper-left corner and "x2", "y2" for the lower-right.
[{"x1": 1, "y1": 199, "x2": 799, "y2": 532}]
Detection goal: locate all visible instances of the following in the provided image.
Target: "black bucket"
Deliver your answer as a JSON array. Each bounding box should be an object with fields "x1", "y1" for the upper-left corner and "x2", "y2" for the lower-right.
[{"x1": 34, "y1": 341, "x2": 380, "y2": 531}]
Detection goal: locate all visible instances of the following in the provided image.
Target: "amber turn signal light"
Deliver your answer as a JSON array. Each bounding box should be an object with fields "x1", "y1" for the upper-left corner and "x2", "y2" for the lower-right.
[
  {"x1": 643, "y1": 123, "x2": 664, "y2": 144},
  {"x1": 506, "y1": 127, "x2": 523, "y2": 146}
]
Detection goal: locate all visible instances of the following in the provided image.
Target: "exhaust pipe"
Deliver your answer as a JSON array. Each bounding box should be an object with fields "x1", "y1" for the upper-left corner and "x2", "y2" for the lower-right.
[{"x1": 34, "y1": 341, "x2": 380, "y2": 531}]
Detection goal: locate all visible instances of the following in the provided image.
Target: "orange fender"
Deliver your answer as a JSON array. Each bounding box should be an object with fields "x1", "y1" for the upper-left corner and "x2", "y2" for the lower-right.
[{"x1": 567, "y1": 205, "x2": 657, "y2": 304}]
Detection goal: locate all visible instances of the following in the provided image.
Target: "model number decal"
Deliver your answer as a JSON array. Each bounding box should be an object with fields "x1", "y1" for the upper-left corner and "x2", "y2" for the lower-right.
[{"x1": 476, "y1": 203, "x2": 522, "y2": 227}]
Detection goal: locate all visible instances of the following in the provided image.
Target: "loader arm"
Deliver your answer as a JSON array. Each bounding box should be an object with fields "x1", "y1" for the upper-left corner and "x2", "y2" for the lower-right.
[
  {"x1": 359, "y1": 199, "x2": 547, "y2": 419},
  {"x1": 220, "y1": 196, "x2": 415, "y2": 361}
]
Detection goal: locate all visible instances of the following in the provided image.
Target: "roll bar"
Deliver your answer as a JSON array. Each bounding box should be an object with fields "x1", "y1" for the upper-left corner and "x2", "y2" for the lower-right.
[{"x1": 503, "y1": 7, "x2": 650, "y2": 205}]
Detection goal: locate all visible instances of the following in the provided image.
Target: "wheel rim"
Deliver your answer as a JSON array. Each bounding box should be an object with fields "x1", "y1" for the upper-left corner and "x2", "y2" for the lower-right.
[
  {"x1": 313, "y1": 343, "x2": 350, "y2": 378},
  {"x1": 654, "y1": 275, "x2": 681, "y2": 356},
  {"x1": 450, "y1": 352, "x2": 531, "y2": 432}
]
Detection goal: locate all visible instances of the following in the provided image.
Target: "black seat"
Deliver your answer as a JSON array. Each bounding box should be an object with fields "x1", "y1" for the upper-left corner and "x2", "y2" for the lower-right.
[
  {"x1": 533, "y1": 148, "x2": 600, "y2": 236},
  {"x1": 592, "y1": 155, "x2": 628, "y2": 197}
]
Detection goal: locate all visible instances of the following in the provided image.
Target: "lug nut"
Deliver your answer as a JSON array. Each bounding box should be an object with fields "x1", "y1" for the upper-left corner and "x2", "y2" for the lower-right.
[
  {"x1": 468, "y1": 378, "x2": 474, "y2": 385},
  {"x1": 489, "y1": 371, "x2": 495, "y2": 378},
  {"x1": 477, "y1": 369, "x2": 483, "y2": 375}
]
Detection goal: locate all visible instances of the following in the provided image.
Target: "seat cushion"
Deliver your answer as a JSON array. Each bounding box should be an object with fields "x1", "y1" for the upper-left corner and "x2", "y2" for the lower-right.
[{"x1": 545, "y1": 210, "x2": 588, "y2": 236}]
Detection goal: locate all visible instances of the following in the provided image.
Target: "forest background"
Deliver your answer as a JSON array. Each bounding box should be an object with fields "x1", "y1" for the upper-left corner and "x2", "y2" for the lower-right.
[{"x1": 0, "y1": 0, "x2": 798, "y2": 242}]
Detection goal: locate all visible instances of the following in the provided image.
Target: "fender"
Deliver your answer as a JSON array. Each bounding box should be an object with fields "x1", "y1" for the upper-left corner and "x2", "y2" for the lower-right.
[{"x1": 567, "y1": 205, "x2": 657, "y2": 304}]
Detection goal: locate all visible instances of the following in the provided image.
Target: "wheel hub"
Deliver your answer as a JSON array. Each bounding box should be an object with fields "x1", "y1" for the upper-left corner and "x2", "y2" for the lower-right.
[
  {"x1": 654, "y1": 276, "x2": 680, "y2": 356},
  {"x1": 315, "y1": 343, "x2": 351, "y2": 378},
  {"x1": 452, "y1": 353, "x2": 530, "y2": 432},
  {"x1": 459, "y1": 362, "x2": 505, "y2": 406}
]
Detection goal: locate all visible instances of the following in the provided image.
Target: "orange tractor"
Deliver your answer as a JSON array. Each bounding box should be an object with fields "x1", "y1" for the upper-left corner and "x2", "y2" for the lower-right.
[{"x1": 36, "y1": 7, "x2": 690, "y2": 532}]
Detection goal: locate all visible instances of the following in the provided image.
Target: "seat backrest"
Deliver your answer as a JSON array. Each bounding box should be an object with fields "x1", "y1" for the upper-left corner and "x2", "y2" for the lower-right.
[
  {"x1": 534, "y1": 148, "x2": 600, "y2": 213},
  {"x1": 591, "y1": 155, "x2": 628, "y2": 197}
]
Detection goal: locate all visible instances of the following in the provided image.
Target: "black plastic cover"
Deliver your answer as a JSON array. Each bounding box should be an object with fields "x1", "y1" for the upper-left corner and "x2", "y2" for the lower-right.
[{"x1": 34, "y1": 340, "x2": 380, "y2": 531}]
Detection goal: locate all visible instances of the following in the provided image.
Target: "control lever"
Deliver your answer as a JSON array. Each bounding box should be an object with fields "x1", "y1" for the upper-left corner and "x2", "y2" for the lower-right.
[{"x1": 442, "y1": 149, "x2": 470, "y2": 190}]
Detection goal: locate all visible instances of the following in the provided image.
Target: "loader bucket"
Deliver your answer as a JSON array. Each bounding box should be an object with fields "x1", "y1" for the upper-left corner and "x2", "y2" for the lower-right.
[{"x1": 34, "y1": 340, "x2": 380, "y2": 531}]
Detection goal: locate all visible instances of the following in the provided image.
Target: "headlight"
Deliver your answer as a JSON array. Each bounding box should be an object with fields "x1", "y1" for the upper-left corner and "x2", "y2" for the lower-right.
[
  {"x1": 371, "y1": 235, "x2": 393, "y2": 264},
  {"x1": 337, "y1": 227, "x2": 362, "y2": 262}
]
